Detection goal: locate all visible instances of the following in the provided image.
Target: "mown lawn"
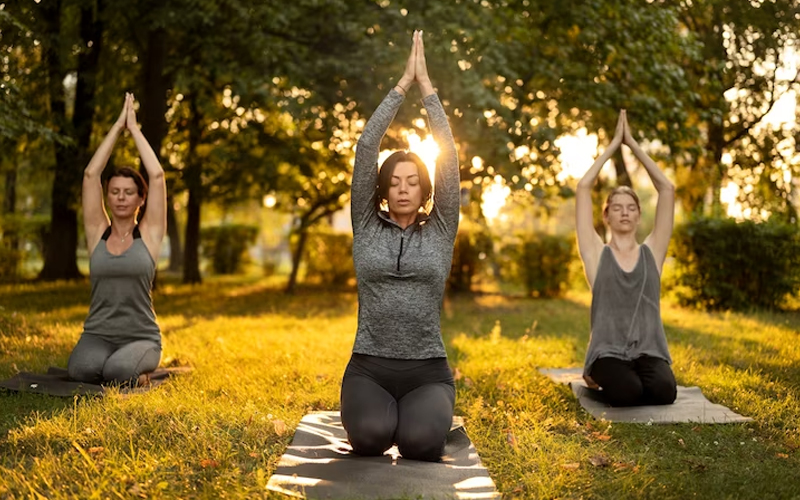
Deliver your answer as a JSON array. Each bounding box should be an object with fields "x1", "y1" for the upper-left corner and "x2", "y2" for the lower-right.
[{"x1": 1, "y1": 276, "x2": 799, "y2": 499}]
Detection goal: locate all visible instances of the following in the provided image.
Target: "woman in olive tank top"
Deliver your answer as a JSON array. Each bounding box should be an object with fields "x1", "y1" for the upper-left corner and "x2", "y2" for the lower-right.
[
  {"x1": 575, "y1": 110, "x2": 677, "y2": 407},
  {"x1": 67, "y1": 93, "x2": 167, "y2": 386}
]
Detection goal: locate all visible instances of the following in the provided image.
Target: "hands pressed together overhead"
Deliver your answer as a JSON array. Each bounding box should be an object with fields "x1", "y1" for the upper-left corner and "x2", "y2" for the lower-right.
[
  {"x1": 396, "y1": 30, "x2": 435, "y2": 98},
  {"x1": 113, "y1": 92, "x2": 139, "y2": 134}
]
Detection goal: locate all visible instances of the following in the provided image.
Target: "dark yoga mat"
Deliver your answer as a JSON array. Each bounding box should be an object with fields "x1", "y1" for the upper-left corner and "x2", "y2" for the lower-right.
[
  {"x1": 539, "y1": 367, "x2": 752, "y2": 424},
  {"x1": 267, "y1": 411, "x2": 500, "y2": 500},
  {"x1": 0, "y1": 366, "x2": 192, "y2": 397}
]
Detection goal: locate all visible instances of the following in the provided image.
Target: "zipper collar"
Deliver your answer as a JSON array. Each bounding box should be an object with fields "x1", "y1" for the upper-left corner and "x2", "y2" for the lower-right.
[{"x1": 377, "y1": 210, "x2": 429, "y2": 231}]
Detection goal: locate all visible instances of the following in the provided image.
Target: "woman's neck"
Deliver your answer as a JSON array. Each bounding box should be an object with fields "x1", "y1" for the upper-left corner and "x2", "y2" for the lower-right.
[
  {"x1": 389, "y1": 211, "x2": 418, "y2": 230},
  {"x1": 608, "y1": 233, "x2": 638, "y2": 251},
  {"x1": 112, "y1": 218, "x2": 137, "y2": 235}
]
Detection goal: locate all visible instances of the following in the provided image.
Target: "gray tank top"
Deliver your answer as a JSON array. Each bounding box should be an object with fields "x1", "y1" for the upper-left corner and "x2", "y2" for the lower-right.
[
  {"x1": 82, "y1": 227, "x2": 160, "y2": 346},
  {"x1": 583, "y1": 244, "x2": 671, "y2": 376}
]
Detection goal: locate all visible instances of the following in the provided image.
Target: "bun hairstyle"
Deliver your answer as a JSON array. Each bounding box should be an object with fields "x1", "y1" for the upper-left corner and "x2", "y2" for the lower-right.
[{"x1": 376, "y1": 151, "x2": 432, "y2": 212}]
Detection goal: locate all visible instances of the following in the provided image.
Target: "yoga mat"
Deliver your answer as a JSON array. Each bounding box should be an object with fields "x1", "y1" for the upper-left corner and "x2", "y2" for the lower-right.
[
  {"x1": 539, "y1": 367, "x2": 752, "y2": 424},
  {"x1": 0, "y1": 366, "x2": 192, "y2": 397},
  {"x1": 267, "y1": 411, "x2": 500, "y2": 500}
]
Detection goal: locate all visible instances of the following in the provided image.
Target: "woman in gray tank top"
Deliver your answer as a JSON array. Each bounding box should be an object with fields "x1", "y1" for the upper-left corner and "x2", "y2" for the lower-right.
[
  {"x1": 67, "y1": 93, "x2": 167, "y2": 386},
  {"x1": 575, "y1": 110, "x2": 677, "y2": 407}
]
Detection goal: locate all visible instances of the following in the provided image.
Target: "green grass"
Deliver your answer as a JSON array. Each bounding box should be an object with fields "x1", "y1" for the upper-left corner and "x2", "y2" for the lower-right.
[{"x1": 1, "y1": 277, "x2": 799, "y2": 499}]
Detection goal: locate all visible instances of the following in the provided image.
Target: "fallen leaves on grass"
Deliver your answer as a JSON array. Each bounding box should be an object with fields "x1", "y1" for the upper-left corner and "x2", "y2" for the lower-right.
[
  {"x1": 591, "y1": 431, "x2": 612, "y2": 442},
  {"x1": 200, "y1": 459, "x2": 219, "y2": 468},
  {"x1": 561, "y1": 462, "x2": 581, "y2": 470},
  {"x1": 589, "y1": 454, "x2": 610, "y2": 467},
  {"x1": 272, "y1": 419, "x2": 287, "y2": 436}
]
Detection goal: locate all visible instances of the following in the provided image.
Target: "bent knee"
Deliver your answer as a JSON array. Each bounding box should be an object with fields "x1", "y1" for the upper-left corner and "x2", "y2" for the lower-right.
[
  {"x1": 396, "y1": 427, "x2": 447, "y2": 462},
  {"x1": 67, "y1": 359, "x2": 102, "y2": 383},
  {"x1": 602, "y1": 385, "x2": 645, "y2": 407},
  {"x1": 347, "y1": 419, "x2": 394, "y2": 456},
  {"x1": 647, "y1": 380, "x2": 677, "y2": 405}
]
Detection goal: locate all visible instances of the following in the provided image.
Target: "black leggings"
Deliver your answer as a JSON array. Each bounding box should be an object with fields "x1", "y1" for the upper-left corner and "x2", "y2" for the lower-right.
[
  {"x1": 340, "y1": 353, "x2": 455, "y2": 462},
  {"x1": 590, "y1": 355, "x2": 677, "y2": 407}
]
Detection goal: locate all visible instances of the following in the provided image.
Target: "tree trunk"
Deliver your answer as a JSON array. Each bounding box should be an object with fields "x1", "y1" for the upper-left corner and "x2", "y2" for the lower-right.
[
  {"x1": 612, "y1": 152, "x2": 632, "y2": 187},
  {"x1": 182, "y1": 96, "x2": 202, "y2": 284},
  {"x1": 2, "y1": 147, "x2": 19, "y2": 277},
  {"x1": 166, "y1": 188, "x2": 183, "y2": 271},
  {"x1": 285, "y1": 218, "x2": 309, "y2": 294},
  {"x1": 39, "y1": 0, "x2": 104, "y2": 281}
]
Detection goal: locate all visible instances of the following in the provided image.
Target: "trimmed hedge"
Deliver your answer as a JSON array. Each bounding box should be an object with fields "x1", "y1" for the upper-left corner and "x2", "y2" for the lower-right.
[
  {"x1": 501, "y1": 232, "x2": 575, "y2": 298},
  {"x1": 200, "y1": 224, "x2": 259, "y2": 274},
  {"x1": 304, "y1": 231, "x2": 355, "y2": 287},
  {"x1": 671, "y1": 217, "x2": 800, "y2": 310}
]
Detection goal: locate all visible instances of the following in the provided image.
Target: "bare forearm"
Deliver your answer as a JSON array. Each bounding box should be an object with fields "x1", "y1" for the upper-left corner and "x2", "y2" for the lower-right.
[
  {"x1": 84, "y1": 124, "x2": 123, "y2": 178},
  {"x1": 628, "y1": 141, "x2": 673, "y2": 192},
  {"x1": 130, "y1": 128, "x2": 164, "y2": 179},
  {"x1": 577, "y1": 147, "x2": 616, "y2": 190}
]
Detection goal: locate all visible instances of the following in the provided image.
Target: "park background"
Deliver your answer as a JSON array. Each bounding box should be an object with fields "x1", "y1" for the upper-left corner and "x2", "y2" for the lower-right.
[{"x1": 1, "y1": 1, "x2": 800, "y2": 498}]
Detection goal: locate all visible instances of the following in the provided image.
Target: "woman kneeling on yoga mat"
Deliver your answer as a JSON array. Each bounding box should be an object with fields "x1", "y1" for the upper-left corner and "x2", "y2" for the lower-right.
[
  {"x1": 67, "y1": 93, "x2": 166, "y2": 386},
  {"x1": 576, "y1": 110, "x2": 677, "y2": 407},
  {"x1": 341, "y1": 30, "x2": 459, "y2": 462}
]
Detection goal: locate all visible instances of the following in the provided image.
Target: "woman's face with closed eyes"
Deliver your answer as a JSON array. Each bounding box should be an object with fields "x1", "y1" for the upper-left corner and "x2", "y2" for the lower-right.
[{"x1": 387, "y1": 161, "x2": 423, "y2": 218}]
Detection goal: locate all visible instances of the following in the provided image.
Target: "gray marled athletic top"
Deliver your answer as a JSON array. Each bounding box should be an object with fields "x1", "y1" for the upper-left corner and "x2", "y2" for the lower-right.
[
  {"x1": 82, "y1": 227, "x2": 161, "y2": 346},
  {"x1": 583, "y1": 244, "x2": 672, "y2": 376},
  {"x1": 350, "y1": 89, "x2": 459, "y2": 359}
]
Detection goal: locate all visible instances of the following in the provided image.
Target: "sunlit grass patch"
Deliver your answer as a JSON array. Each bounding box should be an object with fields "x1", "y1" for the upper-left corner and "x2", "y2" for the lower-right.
[{"x1": 0, "y1": 279, "x2": 799, "y2": 498}]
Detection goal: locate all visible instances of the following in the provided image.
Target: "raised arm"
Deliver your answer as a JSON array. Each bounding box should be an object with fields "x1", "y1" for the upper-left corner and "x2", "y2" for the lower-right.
[
  {"x1": 624, "y1": 114, "x2": 674, "y2": 273},
  {"x1": 576, "y1": 111, "x2": 624, "y2": 287},
  {"x1": 83, "y1": 94, "x2": 128, "y2": 255},
  {"x1": 127, "y1": 94, "x2": 167, "y2": 261},
  {"x1": 350, "y1": 34, "x2": 416, "y2": 234},
  {"x1": 415, "y1": 31, "x2": 459, "y2": 239}
]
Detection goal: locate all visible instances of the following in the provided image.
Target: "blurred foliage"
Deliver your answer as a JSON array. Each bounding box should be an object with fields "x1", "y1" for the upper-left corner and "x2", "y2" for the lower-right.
[
  {"x1": 302, "y1": 230, "x2": 355, "y2": 287},
  {"x1": 500, "y1": 232, "x2": 576, "y2": 298},
  {"x1": 200, "y1": 224, "x2": 259, "y2": 274},
  {"x1": 1, "y1": 0, "x2": 799, "y2": 282},
  {"x1": 671, "y1": 217, "x2": 800, "y2": 310}
]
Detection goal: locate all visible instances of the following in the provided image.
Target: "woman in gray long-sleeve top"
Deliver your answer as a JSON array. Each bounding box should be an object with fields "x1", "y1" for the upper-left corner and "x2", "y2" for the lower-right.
[
  {"x1": 576, "y1": 110, "x2": 677, "y2": 407},
  {"x1": 340, "y1": 30, "x2": 460, "y2": 462},
  {"x1": 66, "y1": 93, "x2": 166, "y2": 386}
]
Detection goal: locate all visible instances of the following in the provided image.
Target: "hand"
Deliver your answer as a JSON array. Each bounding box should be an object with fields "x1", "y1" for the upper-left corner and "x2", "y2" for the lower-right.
[
  {"x1": 414, "y1": 30, "x2": 431, "y2": 86},
  {"x1": 609, "y1": 109, "x2": 625, "y2": 149},
  {"x1": 126, "y1": 93, "x2": 139, "y2": 132},
  {"x1": 583, "y1": 375, "x2": 600, "y2": 390},
  {"x1": 622, "y1": 110, "x2": 636, "y2": 147},
  {"x1": 113, "y1": 93, "x2": 129, "y2": 132},
  {"x1": 397, "y1": 31, "x2": 417, "y2": 93}
]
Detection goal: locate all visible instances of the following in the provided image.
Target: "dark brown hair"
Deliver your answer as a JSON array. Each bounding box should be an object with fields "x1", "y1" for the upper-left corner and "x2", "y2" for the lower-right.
[
  {"x1": 376, "y1": 151, "x2": 432, "y2": 212},
  {"x1": 107, "y1": 166, "x2": 148, "y2": 200},
  {"x1": 603, "y1": 186, "x2": 640, "y2": 216}
]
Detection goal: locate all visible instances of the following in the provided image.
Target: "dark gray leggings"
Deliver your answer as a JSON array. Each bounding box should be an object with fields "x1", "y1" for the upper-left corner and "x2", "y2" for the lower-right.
[
  {"x1": 67, "y1": 334, "x2": 161, "y2": 385},
  {"x1": 590, "y1": 355, "x2": 677, "y2": 407},
  {"x1": 340, "y1": 353, "x2": 455, "y2": 462}
]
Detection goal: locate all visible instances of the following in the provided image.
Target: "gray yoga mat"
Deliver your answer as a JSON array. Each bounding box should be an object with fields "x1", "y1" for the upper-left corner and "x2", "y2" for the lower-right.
[
  {"x1": 539, "y1": 367, "x2": 752, "y2": 424},
  {"x1": 0, "y1": 366, "x2": 191, "y2": 397},
  {"x1": 267, "y1": 411, "x2": 500, "y2": 500}
]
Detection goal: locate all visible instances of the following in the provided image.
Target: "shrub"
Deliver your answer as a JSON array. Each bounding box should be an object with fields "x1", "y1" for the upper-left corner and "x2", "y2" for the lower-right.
[
  {"x1": 449, "y1": 226, "x2": 493, "y2": 293},
  {"x1": 304, "y1": 231, "x2": 355, "y2": 287},
  {"x1": 0, "y1": 214, "x2": 49, "y2": 279},
  {"x1": 200, "y1": 224, "x2": 259, "y2": 274},
  {"x1": 671, "y1": 217, "x2": 800, "y2": 310},
  {"x1": 501, "y1": 232, "x2": 575, "y2": 298}
]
